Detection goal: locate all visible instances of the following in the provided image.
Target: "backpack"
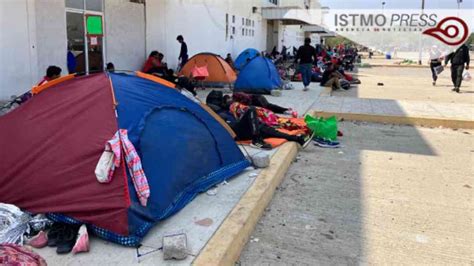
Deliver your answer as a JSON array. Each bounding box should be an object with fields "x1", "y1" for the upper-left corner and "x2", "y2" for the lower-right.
[
  {"x1": 340, "y1": 79, "x2": 351, "y2": 90},
  {"x1": 206, "y1": 90, "x2": 224, "y2": 107}
]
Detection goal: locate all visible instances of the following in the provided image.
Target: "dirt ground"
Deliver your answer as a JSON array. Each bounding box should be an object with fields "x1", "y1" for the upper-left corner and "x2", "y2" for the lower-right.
[
  {"x1": 333, "y1": 66, "x2": 474, "y2": 104},
  {"x1": 239, "y1": 122, "x2": 473, "y2": 265}
]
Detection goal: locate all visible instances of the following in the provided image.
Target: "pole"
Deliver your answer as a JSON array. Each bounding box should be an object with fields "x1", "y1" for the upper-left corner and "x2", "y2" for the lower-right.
[{"x1": 418, "y1": 0, "x2": 425, "y2": 65}]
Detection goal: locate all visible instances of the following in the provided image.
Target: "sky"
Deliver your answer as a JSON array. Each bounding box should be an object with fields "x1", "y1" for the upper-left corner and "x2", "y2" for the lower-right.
[{"x1": 319, "y1": 0, "x2": 474, "y2": 9}]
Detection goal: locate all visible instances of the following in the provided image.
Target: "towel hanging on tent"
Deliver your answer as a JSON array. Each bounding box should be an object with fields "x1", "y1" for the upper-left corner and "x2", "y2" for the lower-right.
[
  {"x1": 191, "y1": 65, "x2": 209, "y2": 80},
  {"x1": 95, "y1": 129, "x2": 150, "y2": 206}
]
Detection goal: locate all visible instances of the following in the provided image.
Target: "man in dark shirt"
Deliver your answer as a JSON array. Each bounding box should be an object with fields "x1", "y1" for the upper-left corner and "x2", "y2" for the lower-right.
[
  {"x1": 176, "y1": 35, "x2": 188, "y2": 70},
  {"x1": 295, "y1": 38, "x2": 317, "y2": 91},
  {"x1": 445, "y1": 43, "x2": 470, "y2": 93}
]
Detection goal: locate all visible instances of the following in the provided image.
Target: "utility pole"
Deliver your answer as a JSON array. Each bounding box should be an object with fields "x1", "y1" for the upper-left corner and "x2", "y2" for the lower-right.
[{"x1": 418, "y1": 0, "x2": 425, "y2": 65}]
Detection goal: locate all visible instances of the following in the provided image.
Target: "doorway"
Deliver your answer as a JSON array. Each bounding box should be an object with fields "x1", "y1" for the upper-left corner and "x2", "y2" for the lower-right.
[{"x1": 66, "y1": 0, "x2": 104, "y2": 74}]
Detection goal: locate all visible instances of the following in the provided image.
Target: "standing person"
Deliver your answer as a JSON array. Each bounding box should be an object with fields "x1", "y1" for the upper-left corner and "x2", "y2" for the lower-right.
[
  {"x1": 444, "y1": 43, "x2": 470, "y2": 93},
  {"x1": 176, "y1": 35, "x2": 188, "y2": 70},
  {"x1": 225, "y1": 53, "x2": 234, "y2": 69},
  {"x1": 429, "y1": 45, "x2": 442, "y2": 86},
  {"x1": 295, "y1": 37, "x2": 317, "y2": 91}
]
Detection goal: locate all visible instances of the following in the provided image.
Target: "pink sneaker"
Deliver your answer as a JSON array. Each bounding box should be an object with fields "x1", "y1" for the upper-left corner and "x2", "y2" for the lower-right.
[
  {"x1": 27, "y1": 231, "x2": 48, "y2": 248},
  {"x1": 72, "y1": 225, "x2": 89, "y2": 254}
]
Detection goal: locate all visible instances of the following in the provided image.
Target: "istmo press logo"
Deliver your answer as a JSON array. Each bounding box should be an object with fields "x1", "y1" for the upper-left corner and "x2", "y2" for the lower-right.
[{"x1": 327, "y1": 10, "x2": 471, "y2": 50}]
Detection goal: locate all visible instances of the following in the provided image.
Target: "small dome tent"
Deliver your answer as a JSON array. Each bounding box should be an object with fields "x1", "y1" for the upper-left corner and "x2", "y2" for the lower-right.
[
  {"x1": 234, "y1": 48, "x2": 260, "y2": 71},
  {"x1": 179, "y1": 53, "x2": 237, "y2": 86},
  {"x1": 234, "y1": 53, "x2": 282, "y2": 94}
]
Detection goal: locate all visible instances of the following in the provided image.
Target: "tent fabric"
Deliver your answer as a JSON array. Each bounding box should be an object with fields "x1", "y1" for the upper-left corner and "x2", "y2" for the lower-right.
[
  {"x1": 0, "y1": 74, "x2": 130, "y2": 236},
  {"x1": 0, "y1": 73, "x2": 249, "y2": 247},
  {"x1": 179, "y1": 53, "x2": 236, "y2": 84},
  {"x1": 234, "y1": 48, "x2": 260, "y2": 71},
  {"x1": 234, "y1": 55, "x2": 283, "y2": 94}
]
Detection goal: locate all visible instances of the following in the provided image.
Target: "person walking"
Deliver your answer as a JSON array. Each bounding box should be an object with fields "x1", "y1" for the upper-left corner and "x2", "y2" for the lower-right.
[
  {"x1": 176, "y1": 35, "x2": 188, "y2": 70},
  {"x1": 295, "y1": 37, "x2": 317, "y2": 91},
  {"x1": 444, "y1": 43, "x2": 470, "y2": 93},
  {"x1": 429, "y1": 45, "x2": 443, "y2": 86}
]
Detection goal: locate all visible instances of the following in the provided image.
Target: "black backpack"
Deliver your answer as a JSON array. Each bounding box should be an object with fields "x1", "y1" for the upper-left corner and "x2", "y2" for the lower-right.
[{"x1": 206, "y1": 90, "x2": 224, "y2": 108}]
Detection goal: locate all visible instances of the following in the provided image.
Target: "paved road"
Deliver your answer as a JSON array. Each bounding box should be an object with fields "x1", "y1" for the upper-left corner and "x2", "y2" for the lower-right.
[
  {"x1": 239, "y1": 122, "x2": 473, "y2": 265},
  {"x1": 333, "y1": 66, "x2": 474, "y2": 104}
]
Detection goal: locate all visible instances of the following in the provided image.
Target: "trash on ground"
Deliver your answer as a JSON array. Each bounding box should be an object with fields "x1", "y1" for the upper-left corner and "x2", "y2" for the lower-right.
[
  {"x1": 163, "y1": 233, "x2": 188, "y2": 260},
  {"x1": 206, "y1": 187, "x2": 218, "y2": 196},
  {"x1": 248, "y1": 172, "x2": 259, "y2": 178},
  {"x1": 194, "y1": 218, "x2": 214, "y2": 227},
  {"x1": 252, "y1": 153, "x2": 270, "y2": 168}
]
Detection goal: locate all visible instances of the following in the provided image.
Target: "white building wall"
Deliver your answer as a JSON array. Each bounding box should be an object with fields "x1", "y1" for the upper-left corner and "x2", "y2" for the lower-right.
[
  {"x1": 0, "y1": 0, "x2": 35, "y2": 100},
  {"x1": 35, "y1": 0, "x2": 67, "y2": 81},
  {"x1": 104, "y1": 0, "x2": 146, "y2": 71},
  {"x1": 146, "y1": 0, "x2": 268, "y2": 70}
]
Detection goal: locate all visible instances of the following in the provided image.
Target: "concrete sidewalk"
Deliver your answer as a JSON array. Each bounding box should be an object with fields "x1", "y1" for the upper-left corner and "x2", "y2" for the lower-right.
[{"x1": 311, "y1": 96, "x2": 474, "y2": 129}]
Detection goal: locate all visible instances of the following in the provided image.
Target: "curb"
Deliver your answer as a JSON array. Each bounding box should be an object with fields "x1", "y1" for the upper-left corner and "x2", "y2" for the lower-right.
[
  {"x1": 193, "y1": 142, "x2": 298, "y2": 266},
  {"x1": 364, "y1": 64, "x2": 429, "y2": 68},
  {"x1": 312, "y1": 111, "x2": 474, "y2": 129}
]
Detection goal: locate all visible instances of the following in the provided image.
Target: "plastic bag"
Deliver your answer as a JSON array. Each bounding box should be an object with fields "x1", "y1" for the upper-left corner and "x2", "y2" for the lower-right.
[
  {"x1": 304, "y1": 115, "x2": 338, "y2": 141},
  {"x1": 95, "y1": 150, "x2": 114, "y2": 183},
  {"x1": 463, "y1": 71, "x2": 471, "y2": 81},
  {"x1": 434, "y1": 65, "x2": 444, "y2": 75}
]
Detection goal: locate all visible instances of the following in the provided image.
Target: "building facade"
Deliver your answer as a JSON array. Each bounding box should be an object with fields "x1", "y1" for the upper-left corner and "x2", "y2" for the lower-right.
[{"x1": 0, "y1": 0, "x2": 322, "y2": 100}]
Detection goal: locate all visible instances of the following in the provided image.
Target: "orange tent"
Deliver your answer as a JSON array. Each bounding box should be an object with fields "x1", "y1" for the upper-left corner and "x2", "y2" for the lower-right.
[{"x1": 179, "y1": 53, "x2": 236, "y2": 84}]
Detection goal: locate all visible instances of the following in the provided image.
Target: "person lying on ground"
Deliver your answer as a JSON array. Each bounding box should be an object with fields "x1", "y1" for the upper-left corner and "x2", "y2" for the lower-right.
[
  {"x1": 219, "y1": 105, "x2": 311, "y2": 150},
  {"x1": 231, "y1": 92, "x2": 297, "y2": 117},
  {"x1": 320, "y1": 63, "x2": 343, "y2": 90},
  {"x1": 37, "y1": 66, "x2": 62, "y2": 86}
]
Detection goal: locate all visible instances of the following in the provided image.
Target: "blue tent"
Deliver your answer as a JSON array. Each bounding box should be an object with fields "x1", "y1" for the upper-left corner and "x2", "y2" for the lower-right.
[
  {"x1": 234, "y1": 55, "x2": 282, "y2": 94},
  {"x1": 0, "y1": 72, "x2": 250, "y2": 247},
  {"x1": 234, "y1": 48, "x2": 260, "y2": 71}
]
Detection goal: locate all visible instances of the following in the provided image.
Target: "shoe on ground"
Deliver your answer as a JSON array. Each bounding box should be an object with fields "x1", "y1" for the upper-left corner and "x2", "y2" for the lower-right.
[
  {"x1": 250, "y1": 139, "x2": 272, "y2": 150},
  {"x1": 303, "y1": 87, "x2": 309, "y2": 91},
  {"x1": 56, "y1": 224, "x2": 80, "y2": 254},
  {"x1": 297, "y1": 132, "x2": 314, "y2": 149},
  {"x1": 47, "y1": 223, "x2": 66, "y2": 247},
  {"x1": 27, "y1": 231, "x2": 48, "y2": 248},
  {"x1": 313, "y1": 137, "x2": 340, "y2": 148},
  {"x1": 432, "y1": 81, "x2": 436, "y2": 86},
  {"x1": 455, "y1": 88, "x2": 460, "y2": 93}
]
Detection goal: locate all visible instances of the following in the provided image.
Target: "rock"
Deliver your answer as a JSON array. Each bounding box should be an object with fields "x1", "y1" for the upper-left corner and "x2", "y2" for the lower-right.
[
  {"x1": 252, "y1": 153, "x2": 270, "y2": 168},
  {"x1": 163, "y1": 233, "x2": 188, "y2": 260},
  {"x1": 206, "y1": 187, "x2": 217, "y2": 196}
]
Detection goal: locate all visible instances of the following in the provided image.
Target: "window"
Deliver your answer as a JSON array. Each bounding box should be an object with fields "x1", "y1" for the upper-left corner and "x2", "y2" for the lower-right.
[
  {"x1": 269, "y1": 0, "x2": 278, "y2": 5},
  {"x1": 232, "y1": 15, "x2": 235, "y2": 23},
  {"x1": 232, "y1": 27, "x2": 235, "y2": 35},
  {"x1": 225, "y1": 14, "x2": 229, "y2": 40},
  {"x1": 66, "y1": 0, "x2": 103, "y2": 11},
  {"x1": 242, "y1": 28, "x2": 244, "y2": 36},
  {"x1": 242, "y1": 18, "x2": 244, "y2": 25},
  {"x1": 252, "y1": 20, "x2": 255, "y2": 27}
]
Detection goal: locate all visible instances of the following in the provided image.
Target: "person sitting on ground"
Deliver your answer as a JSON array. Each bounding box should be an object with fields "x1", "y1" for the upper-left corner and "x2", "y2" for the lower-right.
[
  {"x1": 142, "y1": 51, "x2": 161, "y2": 74},
  {"x1": 176, "y1": 76, "x2": 197, "y2": 96},
  {"x1": 320, "y1": 63, "x2": 343, "y2": 90},
  {"x1": 106, "y1": 62, "x2": 115, "y2": 72},
  {"x1": 225, "y1": 53, "x2": 235, "y2": 69},
  {"x1": 37, "y1": 66, "x2": 62, "y2": 86}
]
